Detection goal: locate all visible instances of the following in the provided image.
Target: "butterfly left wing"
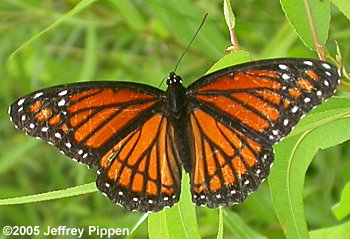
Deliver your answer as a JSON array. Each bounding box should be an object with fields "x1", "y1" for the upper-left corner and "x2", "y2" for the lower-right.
[
  {"x1": 186, "y1": 58, "x2": 340, "y2": 207},
  {"x1": 9, "y1": 81, "x2": 182, "y2": 212},
  {"x1": 97, "y1": 114, "x2": 182, "y2": 212}
]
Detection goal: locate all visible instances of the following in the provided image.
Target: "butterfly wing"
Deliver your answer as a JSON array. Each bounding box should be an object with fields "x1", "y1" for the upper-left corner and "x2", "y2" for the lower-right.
[
  {"x1": 9, "y1": 82, "x2": 181, "y2": 212},
  {"x1": 186, "y1": 58, "x2": 340, "y2": 207},
  {"x1": 97, "y1": 114, "x2": 182, "y2": 212}
]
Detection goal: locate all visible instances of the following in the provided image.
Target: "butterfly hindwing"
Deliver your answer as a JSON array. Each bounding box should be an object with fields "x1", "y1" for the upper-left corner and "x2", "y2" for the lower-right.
[
  {"x1": 97, "y1": 114, "x2": 182, "y2": 212},
  {"x1": 188, "y1": 108, "x2": 273, "y2": 207}
]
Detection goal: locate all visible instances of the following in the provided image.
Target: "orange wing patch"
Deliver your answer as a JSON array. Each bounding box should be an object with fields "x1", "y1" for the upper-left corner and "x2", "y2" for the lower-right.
[
  {"x1": 198, "y1": 71, "x2": 281, "y2": 93},
  {"x1": 297, "y1": 79, "x2": 314, "y2": 92},
  {"x1": 305, "y1": 70, "x2": 319, "y2": 80},
  {"x1": 196, "y1": 94, "x2": 273, "y2": 132}
]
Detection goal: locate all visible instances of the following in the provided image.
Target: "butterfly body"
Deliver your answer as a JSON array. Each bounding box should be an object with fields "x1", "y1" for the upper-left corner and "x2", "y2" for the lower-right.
[{"x1": 9, "y1": 58, "x2": 340, "y2": 212}]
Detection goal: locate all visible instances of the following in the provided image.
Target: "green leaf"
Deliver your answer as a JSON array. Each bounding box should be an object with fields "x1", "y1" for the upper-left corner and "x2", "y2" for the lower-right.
[
  {"x1": 309, "y1": 220, "x2": 350, "y2": 239},
  {"x1": 331, "y1": 0, "x2": 350, "y2": 21},
  {"x1": 148, "y1": 173, "x2": 200, "y2": 239},
  {"x1": 223, "y1": 0, "x2": 236, "y2": 29},
  {"x1": 10, "y1": 0, "x2": 98, "y2": 58},
  {"x1": 109, "y1": 0, "x2": 146, "y2": 31},
  {"x1": 287, "y1": 97, "x2": 350, "y2": 137},
  {"x1": 206, "y1": 50, "x2": 251, "y2": 74},
  {"x1": 223, "y1": 210, "x2": 268, "y2": 239},
  {"x1": 269, "y1": 97, "x2": 350, "y2": 239},
  {"x1": 332, "y1": 182, "x2": 350, "y2": 220},
  {"x1": 148, "y1": 0, "x2": 226, "y2": 60},
  {"x1": 280, "y1": 0, "x2": 331, "y2": 49},
  {"x1": 0, "y1": 183, "x2": 97, "y2": 205},
  {"x1": 217, "y1": 209, "x2": 224, "y2": 239},
  {"x1": 79, "y1": 16, "x2": 97, "y2": 82}
]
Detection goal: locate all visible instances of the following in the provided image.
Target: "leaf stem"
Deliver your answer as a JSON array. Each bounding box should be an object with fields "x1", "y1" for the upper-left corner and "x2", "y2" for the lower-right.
[{"x1": 303, "y1": 0, "x2": 324, "y2": 60}]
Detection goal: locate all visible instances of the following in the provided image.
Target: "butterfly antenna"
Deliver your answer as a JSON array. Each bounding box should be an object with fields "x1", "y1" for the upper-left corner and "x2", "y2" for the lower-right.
[
  {"x1": 173, "y1": 13, "x2": 208, "y2": 73},
  {"x1": 159, "y1": 13, "x2": 208, "y2": 87}
]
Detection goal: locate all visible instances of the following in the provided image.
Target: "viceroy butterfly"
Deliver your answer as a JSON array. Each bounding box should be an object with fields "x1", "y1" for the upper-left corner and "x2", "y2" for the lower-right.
[{"x1": 9, "y1": 58, "x2": 339, "y2": 212}]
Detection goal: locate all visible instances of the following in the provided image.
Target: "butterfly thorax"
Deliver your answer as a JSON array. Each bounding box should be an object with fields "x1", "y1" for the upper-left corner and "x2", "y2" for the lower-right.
[
  {"x1": 165, "y1": 72, "x2": 192, "y2": 173},
  {"x1": 166, "y1": 72, "x2": 187, "y2": 118}
]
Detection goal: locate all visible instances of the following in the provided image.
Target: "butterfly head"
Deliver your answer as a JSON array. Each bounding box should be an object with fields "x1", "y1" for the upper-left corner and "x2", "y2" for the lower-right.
[{"x1": 167, "y1": 72, "x2": 183, "y2": 85}]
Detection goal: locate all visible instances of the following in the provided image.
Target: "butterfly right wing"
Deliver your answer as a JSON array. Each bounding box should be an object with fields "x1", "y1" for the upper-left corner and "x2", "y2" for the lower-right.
[
  {"x1": 188, "y1": 108, "x2": 273, "y2": 207},
  {"x1": 186, "y1": 58, "x2": 340, "y2": 208}
]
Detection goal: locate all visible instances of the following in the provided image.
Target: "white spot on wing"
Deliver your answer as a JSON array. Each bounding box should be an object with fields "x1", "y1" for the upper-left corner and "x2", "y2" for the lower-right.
[
  {"x1": 33, "y1": 92, "x2": 43, "y2": 99},
  {"x1": 282, "y1": 73, "x2": 291, "y2": 80},
  {"x1": 18, "y1": 99, "x2": 25, "y2": 106},
  {"x1": 58, "y1": 90, "x2": 68, "y2": 96},
  {"x1": 321, "y1": 63, "x2": 331, "y2": 69},
  {"x1": 291, "y1": 106, "x2": 299, "y2": 113},
  {"x1": 279, "y1": 64, "x2": 288, "y2": 70},
  {"x1": 303, "y1": 60, "x2": 313, "y2": 66},
  {"x1": 41, "y1": 127, "x2": 48, "y2": 132},
  {"x1": 58, "y1": 99, "x2": 66, "y2": 107}
]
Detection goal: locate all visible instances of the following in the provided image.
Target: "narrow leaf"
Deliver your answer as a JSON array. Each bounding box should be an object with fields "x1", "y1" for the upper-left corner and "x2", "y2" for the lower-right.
[
  {"x1": 223, "y1": 0, "x2": 236, "y2": 29},
  {"x1": 331, "y1": 0, "x2": 350, "y2": 21},
  {"x1": 280, "y1": 0, "x2": 331, "y2": 49},
  {"x1": 332, "y1": 182, "x2": 350, "y2": 220},
  {"x1": 148, "y1": 173, "x2": 200, "y2": 239},
  {"x1": 217, "y1": 209, "x2": 224, "y2": 239},
  {"x1": 10, "y1": 0, "x2": 97, "y2": 58},
  {"x1": 269, "y1": 98, "x2": 350, "y2": 238},
  {"x1": 309, "y1": 220, "x2": 350, "y2": 239},
  {"x1": 223, "y1": 210, "x2": 268, "y2": 239},
  {"x1": 0, "y1": 183, "x2": 97, "y2": 205},
  {"x1": 206, "y1": 50, "x2": 251, "y2": 74}
]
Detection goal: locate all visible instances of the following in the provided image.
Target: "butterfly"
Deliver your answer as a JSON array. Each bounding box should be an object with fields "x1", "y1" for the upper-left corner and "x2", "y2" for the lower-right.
[{"x1": 8, "y1": 58, "x2": 340, "y2": 212}]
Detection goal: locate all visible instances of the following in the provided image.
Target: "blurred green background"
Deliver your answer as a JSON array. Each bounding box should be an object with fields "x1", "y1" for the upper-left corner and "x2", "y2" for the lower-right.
[{"x1": 0, "y1": 1, "x2": 349, "y2": 238}]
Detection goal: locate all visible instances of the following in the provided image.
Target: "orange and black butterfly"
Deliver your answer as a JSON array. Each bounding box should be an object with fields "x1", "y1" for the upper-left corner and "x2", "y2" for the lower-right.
[{"x1": 9, "y1": 58, "x2": 340, "y2": 212}]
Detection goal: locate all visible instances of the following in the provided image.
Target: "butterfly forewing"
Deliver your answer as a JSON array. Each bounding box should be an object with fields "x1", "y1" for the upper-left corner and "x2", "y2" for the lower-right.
[
  {"x1": 186, "y1": 58, "x2": 340, "y2": 207},
  {"x1": 188, "y1": 59, "x2": 339, "y2": 144},
  {"x1": 9, "y1": 82, "x2": 164, "y2": 167}
]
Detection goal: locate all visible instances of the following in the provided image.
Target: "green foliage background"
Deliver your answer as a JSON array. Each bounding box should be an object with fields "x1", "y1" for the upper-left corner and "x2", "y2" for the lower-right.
[{"x1": 0, "y1": 1, "x2": 350, "y2": 238}]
